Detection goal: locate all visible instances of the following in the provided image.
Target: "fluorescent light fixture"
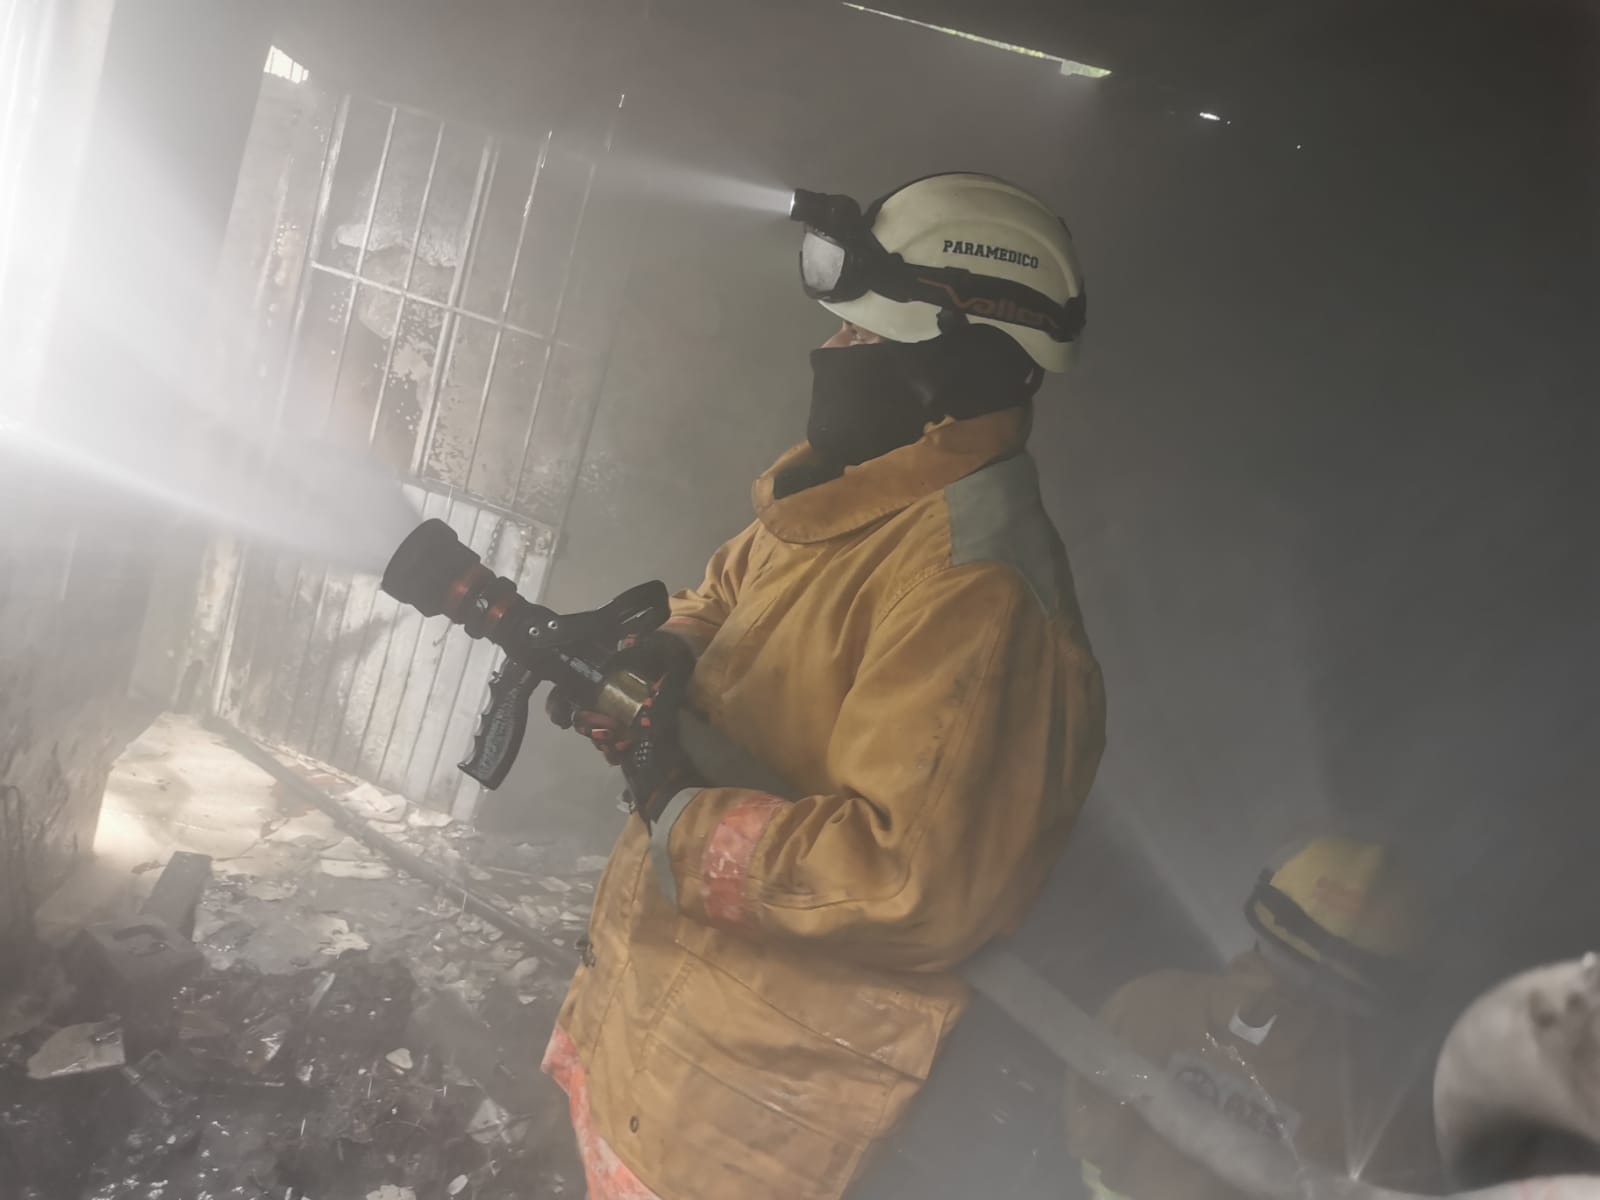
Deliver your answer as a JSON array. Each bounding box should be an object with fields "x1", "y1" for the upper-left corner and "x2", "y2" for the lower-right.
[
  {"x1": 264, "y1": 47, "x2": 308, "y2": 84},
  {"x1": 841, "y1": 3, "x2": 1112, "y2": 78},
  {"x1": 1198, "y1": 111, "x2": 1223, "y2": 121}
]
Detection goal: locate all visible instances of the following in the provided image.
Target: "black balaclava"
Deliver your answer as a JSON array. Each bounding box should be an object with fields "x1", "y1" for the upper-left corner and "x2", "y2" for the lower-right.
[
  {"x1": 806, "y1": 339, "x2": 937, "y2": 471},
  {"x1": 782, "y1": 316, "x2": 1039, "y2": 497}
]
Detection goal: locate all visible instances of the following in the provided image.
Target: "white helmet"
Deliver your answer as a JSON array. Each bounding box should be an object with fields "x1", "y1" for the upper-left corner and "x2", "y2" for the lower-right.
[{"x1": 791, "y1": 173, "x2": 1086, "y2": 373}]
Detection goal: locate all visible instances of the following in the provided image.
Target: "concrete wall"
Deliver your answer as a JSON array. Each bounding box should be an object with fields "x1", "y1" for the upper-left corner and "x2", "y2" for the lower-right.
[{"x1": 0, "y1": 0, "x2": 271, "y2": 978}]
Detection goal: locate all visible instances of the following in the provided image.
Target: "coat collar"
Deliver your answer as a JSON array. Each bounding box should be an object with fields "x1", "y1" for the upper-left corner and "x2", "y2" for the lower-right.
[{"x1": 752, "y1": 408, "x2": 1030, "y2": 544}]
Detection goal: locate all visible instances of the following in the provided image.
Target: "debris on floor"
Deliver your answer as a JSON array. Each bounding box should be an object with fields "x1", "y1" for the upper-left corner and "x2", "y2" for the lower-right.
[
  {"x1": 343, "y1": 784, "x2": 409, "y2": 824},
  {"x1": 73, "y1": 714, "x2": 605, "y2": 1011},
  {"x1": 1, "y1": 950, "x2": 564, "y2": 1198},
  {"x1": 25, "y1": 1020, "x2": 125, "y2": 1080},
  {"x1": 3, "y1": 713, "x2": 591, "y2": 1199}
]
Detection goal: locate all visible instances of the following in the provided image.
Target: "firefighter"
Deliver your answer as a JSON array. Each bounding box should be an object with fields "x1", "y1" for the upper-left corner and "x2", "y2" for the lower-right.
[
  {"x1": 541, "y1": 173, "x2": 1106, "y2": 1200},
  {"x1": 1064, "y1": 836, "x2": 1441, "y2": 1200}
]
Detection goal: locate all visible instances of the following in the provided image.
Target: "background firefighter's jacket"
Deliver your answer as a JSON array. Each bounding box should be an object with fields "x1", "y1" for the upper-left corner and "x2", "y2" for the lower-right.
[
  {"x1": 1063, "y1": 952, "x2": 1442, "y2": 1200},
  {"x1": 546, "y1": 407, "x2": 1107, "y2": 1200}
]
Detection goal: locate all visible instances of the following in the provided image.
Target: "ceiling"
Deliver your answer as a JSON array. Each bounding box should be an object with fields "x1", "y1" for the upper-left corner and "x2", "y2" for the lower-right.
[{"x1": 271, "y1": 0, "x2": 1595, "y2": 165}]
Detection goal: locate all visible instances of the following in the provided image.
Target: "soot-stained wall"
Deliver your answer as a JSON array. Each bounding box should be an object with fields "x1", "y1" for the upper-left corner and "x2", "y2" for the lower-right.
[{"x1": 0, "y1": 0, "x2": 271, "y2": 978}]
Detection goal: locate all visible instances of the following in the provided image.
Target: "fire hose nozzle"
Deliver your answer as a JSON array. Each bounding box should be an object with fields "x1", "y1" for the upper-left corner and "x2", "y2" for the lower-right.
[
  {"x1": 381, "y1": 518, "x2": 480, "y2": 619},
  {"x1": 379, "y1": 517, "x2": 671, "y2": 788}
]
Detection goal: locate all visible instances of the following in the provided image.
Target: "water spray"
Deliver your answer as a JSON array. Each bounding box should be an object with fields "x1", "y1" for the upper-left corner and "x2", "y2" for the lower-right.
[{"x1": 0, "y1": 412, "x2": 418, "y2": 576}]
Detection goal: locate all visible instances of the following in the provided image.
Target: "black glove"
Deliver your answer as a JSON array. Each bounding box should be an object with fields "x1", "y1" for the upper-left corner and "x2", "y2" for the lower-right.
[
  {"x1": 546, "y1": 630, "x2": 696, "y2": 752},
  {"x1": 618, "y1": 706, "x2": 702, "y2": 826},
  {"x1": 608, "y1": 629, "x2": 698, "y2": 694},
  {"x1": 547, "y1": 631, "x2": 701, "y2": 823}
]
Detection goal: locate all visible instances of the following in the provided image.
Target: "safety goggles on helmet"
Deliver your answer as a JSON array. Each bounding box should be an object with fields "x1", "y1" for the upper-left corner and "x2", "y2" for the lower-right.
[{"x1": 789, "y1": 187, "x2": 1086, "y2": 344}]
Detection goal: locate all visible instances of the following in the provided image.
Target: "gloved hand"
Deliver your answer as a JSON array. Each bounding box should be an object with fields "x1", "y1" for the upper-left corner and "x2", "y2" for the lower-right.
[
  {"x1": 547, "y1": 630, "x2": 702, "y2": 824},
  {"x1": 617, "y1": 709, "x2": 703, "y2": 826},
  {"x1": 545, "y1": 695, "x2": 628, "y2": 765},
  {"x1": 546, "y1": 629, "x2": 697, "y2": 756}
]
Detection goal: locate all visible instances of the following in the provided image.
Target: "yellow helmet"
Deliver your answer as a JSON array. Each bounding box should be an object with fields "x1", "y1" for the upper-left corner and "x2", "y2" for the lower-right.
[{"x1": 1245, "y1": 837, "x2": 1424, "y2": 994}]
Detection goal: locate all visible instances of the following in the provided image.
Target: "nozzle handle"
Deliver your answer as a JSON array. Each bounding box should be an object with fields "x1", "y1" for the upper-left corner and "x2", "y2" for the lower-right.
[
  {"x1": 517, "y1": 580, "x2": 670, "y2": 657},
  {"x1": 461, "y1": 662, "x2": 538, "y2": 788}
]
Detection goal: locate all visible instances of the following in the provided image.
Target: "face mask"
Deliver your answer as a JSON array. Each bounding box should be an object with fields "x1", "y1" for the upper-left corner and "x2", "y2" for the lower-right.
[
  {"x1": 806, "y1": 342, "x2": 937, "y2": 472},
  {"x1": 804, "y1": 323, "x2": 1040, "y2": 475}
]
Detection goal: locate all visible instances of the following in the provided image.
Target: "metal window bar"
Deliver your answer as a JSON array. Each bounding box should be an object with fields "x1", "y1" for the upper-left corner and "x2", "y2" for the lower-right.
[
  {"x1": 240, "y1": 101, "x2": 458, "y2": 762},
  {"x1": 212, "y1": 86, "x2": 604, "y2": 813},
  {"x1": 505, "y1": 143, "x2": 597, "y2": 526},
  {"x1": 448, "y1": 132, "x2": 550, "y2": 497},
  {"x1": 397, "y1": 123, "x2": 591, "y2": 798},
  {"x1": 530, "y1": 92, "x2": 634, "y2": 560},
  {"x1": 275, "y1": 115, "x2": 447, "y2": 755},
  {"x1": 387, "y1": 131, "x2": 546, "y2": 789},
  {"x1": 407, "y1": 110, "x2": 625, "y2": 805},
  {"x1": 401, "y1": 136, "x2": 500, "y2": 478},
  {"x1": 347, "y1": 132, "x2": 497, "y2": 777},
  {"x1": 256, "y1": 105, "x2": 402, "y2": 745},
  {"x1": 316, "y1": 101, "x2": 399, "y2": 438},
  {"x1": 377, "y1": 114, "x2": 618, "y2": 797},
  {"x1": 300, "y1": 261, "x2": 554, "y2": 344},
  {"x1": 364, "y1": 117, "x2": 447, "y2": 448}
]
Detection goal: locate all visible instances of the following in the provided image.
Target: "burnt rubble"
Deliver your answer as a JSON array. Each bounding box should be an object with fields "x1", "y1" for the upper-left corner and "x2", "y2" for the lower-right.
[
  {"x1": 1, "y1": 950, "x2": 566, "y2": 1200},
  {"x1": 1, "y1": 727, "x2": 594, "y2": 1200}
]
